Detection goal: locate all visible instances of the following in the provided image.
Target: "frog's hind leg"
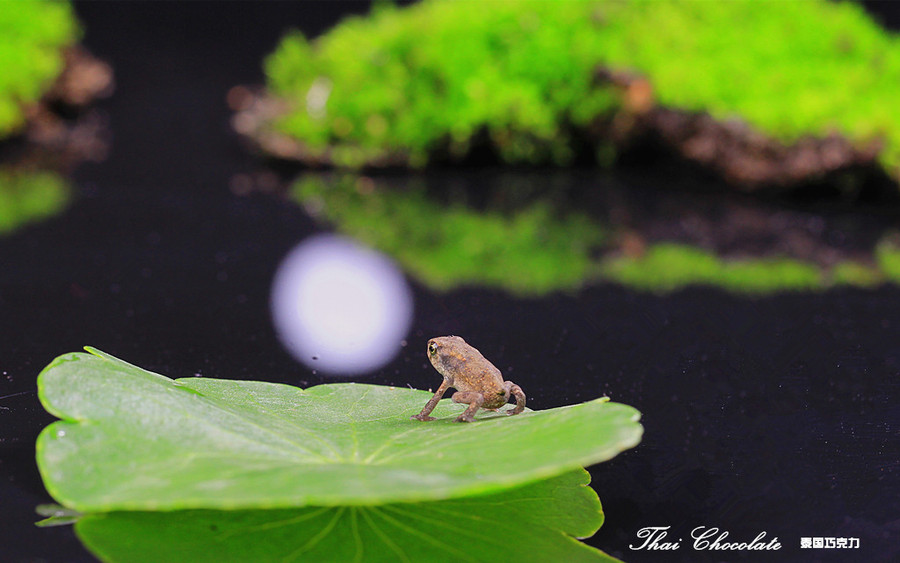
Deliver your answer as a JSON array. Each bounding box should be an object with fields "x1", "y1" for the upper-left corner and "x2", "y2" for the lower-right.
[
  {"x1": 504, "y1": 381, "x2": 526, "y2": 415},
  {"x1": 451, "y1": 392, "x2": 484, "y2": 423}
]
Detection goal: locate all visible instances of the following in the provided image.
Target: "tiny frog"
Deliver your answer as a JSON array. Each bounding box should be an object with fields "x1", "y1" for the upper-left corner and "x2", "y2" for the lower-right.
[{"x1": 412, "y1": 336, "x2": 526, "y2": 423}]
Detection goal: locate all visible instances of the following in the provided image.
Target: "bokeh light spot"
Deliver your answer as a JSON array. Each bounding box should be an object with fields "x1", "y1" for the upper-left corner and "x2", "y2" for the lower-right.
[{"x1": 271, "y1": 234, "x2": 414, "y2": 375}]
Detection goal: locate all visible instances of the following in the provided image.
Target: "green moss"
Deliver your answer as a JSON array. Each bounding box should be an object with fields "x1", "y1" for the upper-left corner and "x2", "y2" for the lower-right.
[
  {"x1": 292, "y1": 175, "x2": 606, "y2": 296},
  {"x1": 265, "y1": 1, "x2": 630, "y2": 166},
  {"x1": 0, "y1": 0, "x2": 80, "y2": 138},
  {"x1": 0, "y1": 170, "x2": 71, "y2": 234},
  {"x1": 597, "y1": 0, "x2": 900, "y2": 174},
  {"x1": 264, "y1": 0, "x2": 900, "y2": 178},
  {"x1": 599, "y1": 244, "x2": 824, "y2": 294}
]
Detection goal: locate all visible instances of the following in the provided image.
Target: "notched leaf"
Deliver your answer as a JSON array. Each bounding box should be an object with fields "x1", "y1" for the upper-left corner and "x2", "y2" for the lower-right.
[{"x1": 36, "y1": 348, "x2": 643, "y2": 511}]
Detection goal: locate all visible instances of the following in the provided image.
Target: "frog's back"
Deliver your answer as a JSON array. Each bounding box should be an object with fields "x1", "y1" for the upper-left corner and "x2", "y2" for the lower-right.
[
  {"x1": 446, "y1": 339, "x2": 506, "y2": 402},
  {"x1": 471, "y1": 364, "x2": 509, "y2": 409},
  {"x1": 453, "y1": 354, "x2": 504, "y2": 389}
]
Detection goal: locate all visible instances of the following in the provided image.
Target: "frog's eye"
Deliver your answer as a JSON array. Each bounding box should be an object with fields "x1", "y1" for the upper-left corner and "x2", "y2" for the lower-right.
[{"x1": 428, "y1": 342, "x2": 438, "y2": 355}]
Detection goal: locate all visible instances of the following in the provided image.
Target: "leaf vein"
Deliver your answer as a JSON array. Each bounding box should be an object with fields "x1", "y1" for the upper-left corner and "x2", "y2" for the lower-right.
[
  {"x1": 359, "y1": 507, "x2": 411, "y2": 563},
  {"x1": 369, "y1": 506, "x2": 472, "y2": 561},
  {"x1": 283, "y1": 506, "x2": 345, "y2": 562}
]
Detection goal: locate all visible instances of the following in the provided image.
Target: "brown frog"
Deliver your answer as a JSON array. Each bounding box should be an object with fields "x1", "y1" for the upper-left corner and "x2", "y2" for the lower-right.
[{"x1": 412, "y1": 336, "x2": 526, "y2": 423}]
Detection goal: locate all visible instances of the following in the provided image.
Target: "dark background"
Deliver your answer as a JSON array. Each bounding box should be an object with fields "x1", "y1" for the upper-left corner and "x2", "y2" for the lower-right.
[{"x1": 1, "y1": 2, "x2": 899, "y2": 561}]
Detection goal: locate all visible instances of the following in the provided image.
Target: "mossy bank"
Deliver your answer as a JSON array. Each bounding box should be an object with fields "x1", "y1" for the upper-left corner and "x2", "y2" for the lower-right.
[{"x1": 247, "y1": 0, "x2": 900, "y2": 188}]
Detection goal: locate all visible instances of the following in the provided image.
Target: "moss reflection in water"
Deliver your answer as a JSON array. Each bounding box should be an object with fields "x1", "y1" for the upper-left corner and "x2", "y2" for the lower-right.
[
  {"x1": 0, "y1": 170, "x2": 70, "y2": 235},
  {"x1": 601, "y1": 243, "x2": 900, "y2": 294},
  {"x1": 875, "y1": 238, "x2": 900, "y2": 283},
  {"x1": 600, "y1": 244, "x2": 825, "y2": 294},
  {"x1": 831, "y1": 260, "x2": 884, "y2": 288},
  {"x1": 291, "y1": 174, "x2": 900, "y2": 296},
  {"x1": 293, "y1": 174, "x2": 606, "y2": 296}
]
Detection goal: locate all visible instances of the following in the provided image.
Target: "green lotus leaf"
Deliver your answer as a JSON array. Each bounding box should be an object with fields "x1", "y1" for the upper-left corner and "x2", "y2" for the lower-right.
[{"x1": 37, "y1": 348, "x2": 642, "y2": 511}]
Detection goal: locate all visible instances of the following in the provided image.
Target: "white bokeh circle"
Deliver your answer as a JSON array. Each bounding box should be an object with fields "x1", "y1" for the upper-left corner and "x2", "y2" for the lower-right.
[{"x1": 270, "y1": 235, "x2": 414, "y2": 375}]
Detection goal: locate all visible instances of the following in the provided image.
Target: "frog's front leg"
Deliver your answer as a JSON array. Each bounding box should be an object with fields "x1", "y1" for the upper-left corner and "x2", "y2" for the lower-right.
[
  {"x1": 451, "y1": 391, "x2": 484, "y2": 423},
  {"x1": 411, "y1": 378, "x2": 452, "y2": 421},
  {"x1": 504, "y1": 381, "x2": 526, "y2": 415}
]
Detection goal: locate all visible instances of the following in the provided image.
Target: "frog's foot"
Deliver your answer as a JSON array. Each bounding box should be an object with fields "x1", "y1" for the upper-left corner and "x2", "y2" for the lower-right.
[
  {"x1": 504, "y1": 381, "x2": 526, "y2": 415},
  {"x1": 451, "y1": 391, "x2": 484, "y2": 423},
  {"x1": 411, "y1": 414, "x2": 436, "y2": 422}
]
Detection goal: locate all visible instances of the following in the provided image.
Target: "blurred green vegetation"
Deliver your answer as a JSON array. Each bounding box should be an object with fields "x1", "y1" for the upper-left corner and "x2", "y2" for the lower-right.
[
  {"x1": 599, "y1": 244, "x2": 825, "y2": 294},
  {"x1": 265, "y1": 0, "x2": 900, "y2": 179},
  {"x1": 831, "y1": 260, "x2": 884, "y2": 288},
  {"x1": 292, "y1": 174, "x2": 900, "y2": 296},
  {"x1": 293, "y1": 175, "x2": 606, "y2": 295},
  {"x1": 0, "y1": 0, "x2": 80, "y2": 138},
  {"x1": 875, "y1": 237, "x2": 900, "y2": 282},
  {"x1": 600, "y1": 243, "x2": 900, "y2": 294},
  {"x1": 0, "y1": 170, "x2": 70, "y2": 235}
]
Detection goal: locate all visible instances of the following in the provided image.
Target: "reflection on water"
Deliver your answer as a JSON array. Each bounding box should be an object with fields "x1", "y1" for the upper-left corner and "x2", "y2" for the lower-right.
[
  {"x1": 289, "y1": 171, "x2": 900, "y2": 295},
  {"x1": 293, "y1": 173, "x2": 606, "y2": 296},
  {"x1": 0, "y1": 170, "x2": 70, "y2": 235},
  {"x1": 270, "y1": 234, "x2": 413, "y2": 375},
  {"x1": 39, "y1": 471, "x2": 614, "y2": 563}
]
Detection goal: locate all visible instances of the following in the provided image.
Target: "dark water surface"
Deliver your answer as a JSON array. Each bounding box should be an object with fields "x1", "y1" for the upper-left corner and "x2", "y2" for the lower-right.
[{"x1": 1, "y1": 2, "x2": 898, "y2": 562}]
